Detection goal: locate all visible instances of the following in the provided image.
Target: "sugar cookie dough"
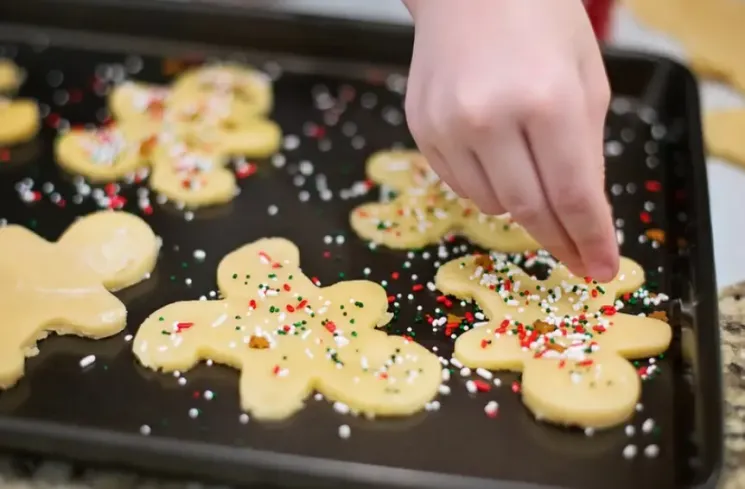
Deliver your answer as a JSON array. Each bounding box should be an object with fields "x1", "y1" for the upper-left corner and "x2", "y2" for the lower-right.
[
  {"x1": 625, "y1": 0, "x2": 745, "y2": 93},
  {"x1": 0, "y1": 98, "x2": 39, "y2": 146},
  {"x1": 435, "y1": 253, "x2": 671, "y2": 429},
  {"x1": 57, "y1": 63, "x2": 281, "y2": 208},
  {"x1": 134, "y1": 237, "x2": 441, "y2": 421},
  {"x1": 350, "y1": 150, "x2": 539, "y2": 251},
  {"x1": 0, "y1": 210, "x2": 159, "y2": 389},
  {"x1": 705, "y1": 109, "x2": 745, "y2": 169},
  {"x1": 0, "y1": 59, "x2": 22, "y2": 93}
]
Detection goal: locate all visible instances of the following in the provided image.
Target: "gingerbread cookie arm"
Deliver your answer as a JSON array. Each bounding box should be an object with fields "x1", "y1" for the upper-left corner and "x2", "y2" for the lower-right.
[
  {"x1": 0, "y1": 99, "x2": 39, "y2": 146},
  {"x1": 57, "y1": 210, "x2": 160, "y2": 290}
]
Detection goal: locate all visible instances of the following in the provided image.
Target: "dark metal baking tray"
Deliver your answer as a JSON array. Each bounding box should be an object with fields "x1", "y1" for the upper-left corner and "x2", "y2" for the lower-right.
[{"x1": 0, "y1": 2, "x2": 723, "y2": 488}]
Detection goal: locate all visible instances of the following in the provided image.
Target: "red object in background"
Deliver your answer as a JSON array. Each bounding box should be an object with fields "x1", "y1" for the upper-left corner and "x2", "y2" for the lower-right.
[{"x1": 585, "y1": 0, "x2": 614, "y2": 41}]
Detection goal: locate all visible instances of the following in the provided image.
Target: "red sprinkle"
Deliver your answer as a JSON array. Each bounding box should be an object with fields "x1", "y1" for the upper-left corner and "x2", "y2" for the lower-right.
[
  {"x1": 176, "y1": 322, "x2": 194, "y2": 332},
  {"x1": 412, "y1": 284, "x2": 424, "y2": 292},
  {"x1": 324, "y1": 321, "x2": 337, "y2": 334},
  {"x1": 297, "y1": 299, "x2": 308, "y2": 310},
  {"x1": 577, "y1": 359, "x2": 594, "y2": 367},
  {"x1": 249, "y1": 300, "x2": 257, "y2": 309},
  {"x1": 283, "y1": 284, "x2": 291, "y2": 292},
  {"x1": 645, "y1": 180, "x2": 662, "y2": 192},
  {"x1": 235, "y1": 162, "x2": 258, "y2": 179},
  {"x1": 600, "y1": 305, "x2": 617, "y2": 316},
  {"x1": 272, "y1": 365, "x2": 281, "y2": 375},
  {"x1": 511, "y1": 381, "x2": 521, "y2": 393},
  {"x1": 286, "y1": 304, "x2": 295, "y2": 313},
  {"x1": 391, "y1": 272, "x2": 400, "y2": 280},
  {"x1": 640, "y1": 211, "x2": 652, "y2": 224},
  {"x1": 473, "y1": 380, "x2": 491, "y2": 392}
]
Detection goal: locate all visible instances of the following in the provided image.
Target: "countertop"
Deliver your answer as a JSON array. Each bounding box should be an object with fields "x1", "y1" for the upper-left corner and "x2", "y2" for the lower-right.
[{"x1": 1, "y1": 2, "x2": 744, "y2": 488}]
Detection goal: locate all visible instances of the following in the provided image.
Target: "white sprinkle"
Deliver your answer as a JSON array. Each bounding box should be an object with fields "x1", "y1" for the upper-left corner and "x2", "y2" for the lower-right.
[
  {"x1": 79, "y1": 355, "x2": 96, "y2": 369},
  {"x1": 493, "y1": 378, "x2": 502, "y2": 387},
  {"x1": 441, "y1": 369, "x2": 450, "y2": 382},
  {"x1": 642, "y1": 418, "x2": 655, "y2": 433},
  {"x1": 625, "y1": 425, "x2": 636, "y2": 437},
  {"x1": 124, "y1": 334, "x2": 133, "y2": 342},
  {"x1": 193, "y1": 249, "x2": 206, "y2": 261},
  {"x1": 460, "y1": 367, "x2": 471, "y2": 377},
  {"x1": 338, "y1": 424, "x2": 351, "y2": 439},
  {"x1": 188, "y1": 408, "x2": 199, "y2": 419},
  {"x1": 484, "y1": 401, "x2": 499, "y2": 417},
  {"x1": 204, "y1": 390, "x2": 214, "y2": 400},
  {"x1": 239, "y1": 413, "x2": 249, "y2": 424},
  {"x1": 475, "y1": 368, "x2": 493, "y2": 380},
  {"x1": 333, "y1": 401, "x2": 350, "y2": 415},
  {"x1": 465, "y1": 380, "x2": 477, "y2": 394},
  {"x1": 140, "y1": 425, "x2": 151, "y2": 436},
  {"x1": 450, "y1": 358, "x2": 463, "y2": 369},
  {"x1": 584, "y1": 427, "x2": 595, "y2": 437},
  {"x1": 622, "y1": 444, "x2": 637, "y2": 459},
  {"x1": 644, "y1": 444, "x2": 659, "y2": 458},
  {"x1": 438, "y1": 384, "x2": 451, "y2": 395},
  {"x1": 636, "y1": 403, "x2": 644, "y2": 412},
  {"x1": 178, "y1": 377, "x2": 187, "y2": 386},
  {"x1": 314, "y1": 393, "x2": 324, "y2": 401},
  {"x1": 268, "y1": 205, "x2": 278, "y2": 216}
]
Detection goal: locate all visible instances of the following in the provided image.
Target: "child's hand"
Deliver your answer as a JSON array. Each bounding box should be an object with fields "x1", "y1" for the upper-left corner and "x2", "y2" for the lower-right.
[{"x1": 403, "y1": 0, "x2": 618, "y2": 282}]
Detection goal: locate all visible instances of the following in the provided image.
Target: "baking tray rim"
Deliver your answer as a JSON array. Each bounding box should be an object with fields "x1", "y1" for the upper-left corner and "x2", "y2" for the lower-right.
[{"x1": 0, "y1": 7, "x2": 723, "y2": 488}]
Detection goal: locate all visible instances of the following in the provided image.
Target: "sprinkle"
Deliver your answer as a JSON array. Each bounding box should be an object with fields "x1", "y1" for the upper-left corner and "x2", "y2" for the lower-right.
[
  {"x1": 333, "y1": 401, "x2": 350, "y2": 415},
  {"x1": 140, "y1": 425, "x2": 151, "y2": 436},
  {"x1": 642, "y1": 418, "x2": 655, "y2": 433},
  {"x1": 338, "y1": 424, "x2": 351, "y2": 439},
  {"x1": 465, "y1": 380, "x2": 477, "y2": 394},
  {"x1": 460, "y1": 367, "x2": 471, "y2": 377},
  {"x1": 188, "y1": 408, "x2": 199, "y2": 419},
  {"x1": 239, "y1": 413, "x2": 249, "y2": 424},
  {"x1": 438, "y1": 385, "x2": 451, "y2": 395},
  {"x1": 203, "y1": 390, "x2": 215, "y2": 401},
  {"x1": 644, "y1": 444, "x2": 659, "y2": 458},
  {"x1": 625, "y1": 425, "x2": 635, "y2": 437},
  {"x1": 622, "y1": 444, "x2": 637, "y2": 459},
  {"x1": 193, "y1": 249, "x2": 206, "y2": 261},
  {"x1": 475, "y1": 368, "x2": 493, "y2": 380},
  {"x1": 484, "y1": 401, "x2": 499, "y2": 418},
  {"x1": 79, "y1": 355, "x2": 96, "y2": 369}
]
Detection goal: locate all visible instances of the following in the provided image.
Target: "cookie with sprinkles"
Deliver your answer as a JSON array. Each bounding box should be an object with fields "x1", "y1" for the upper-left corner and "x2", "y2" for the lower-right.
[
  {"x1": 435, "y1": 253, "x2": 671, "y2": 429},
  {"x1": 168, "y1": 63, "x2": 273, "y2": 123},
  {"x1": 350, "y1": 150, "x2": 539, "y2": 251},
  {"x1": 0, "y1": 210, "x2": 159, "y2": 390},
  {"x1": 133, "y1": 237, "x2": 441, "y2": 421}
]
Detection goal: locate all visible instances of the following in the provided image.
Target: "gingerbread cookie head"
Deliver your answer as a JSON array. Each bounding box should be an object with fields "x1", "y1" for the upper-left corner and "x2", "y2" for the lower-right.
[
  {"x1": 109, "y1": 81, "x2": 170, "y2": 123},
  {"x1": 0, "y1": 211, "x2": 158, "y2": 389},
  {"x1": 134, "y1": 237, "x2": 441, "y2": 420},
  {"x1": 350, "y1": 150, "x2": 539, "y2": 252},
  {"x1": 169, "y1": 64, "x2": 273, "y2": 121},
  {"x1": 0, "y1": 98, "x2": 39, "y2": 146},
  {"x1": 435, "y1": 253, "x2": 671, "y2": 429}
]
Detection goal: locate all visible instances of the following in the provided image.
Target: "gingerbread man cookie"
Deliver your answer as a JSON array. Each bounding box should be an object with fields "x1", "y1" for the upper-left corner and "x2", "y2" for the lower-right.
[
  {"x1": 134, "y1": 237, "x2": 441, "y2": 421},
  {"x1": 350, "y1": 150, "x2": 539, "y2": 251},
  {"x1": 704, "y1": 109, "x2": 745, "y2": 169},
  {"x1": 625, "y1": 0, "x2": 745, "y2": 93},
  {"x1": 55, "y1": 64, "x2": 281, "y2": 207},
  {"x1": 0, "y1": 210, "x2": 159, "y2": 389},
  {"x1": 435, "y1": 252, "x2": 671, "y2": 429}
]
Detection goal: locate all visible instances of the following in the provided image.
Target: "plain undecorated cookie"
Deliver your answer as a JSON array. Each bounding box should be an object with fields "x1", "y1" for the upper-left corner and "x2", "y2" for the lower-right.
[
  {"x1": 435, "y1": 252, "x2": 671, "y2": 429},
  {"x1": 134, "y1": 237, "x2": 441, "y2": 421},
  {"x1": 0, "y1": 210, "x2": 159, "y2": 389}
]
